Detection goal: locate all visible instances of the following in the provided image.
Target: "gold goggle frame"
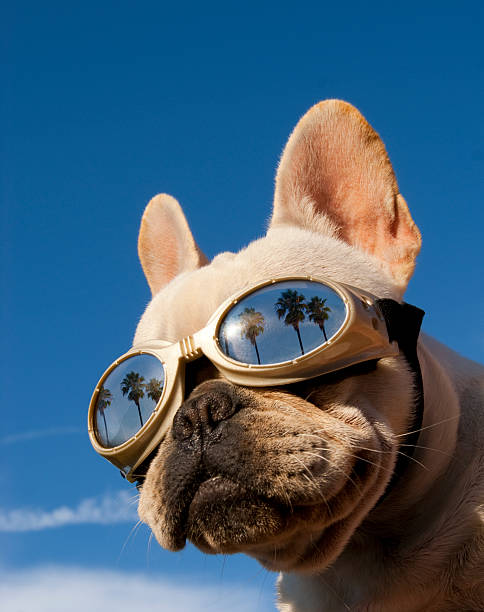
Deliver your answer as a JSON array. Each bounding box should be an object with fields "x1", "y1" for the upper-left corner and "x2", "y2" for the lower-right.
[{"x1": 88, "y1": 276, "x2": 399, "y2": 481}]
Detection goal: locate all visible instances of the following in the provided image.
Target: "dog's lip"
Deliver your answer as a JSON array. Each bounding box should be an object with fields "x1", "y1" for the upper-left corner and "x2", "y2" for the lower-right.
[
  {"x1": 185, "y1": 474, "x2": 291, "y2": 553},
  {"x1": 189, "y1": 475, "x2": 244, "y2": 507},
  {"x1": 189, "y1": 474, "x2": 329, "y2": 510}
]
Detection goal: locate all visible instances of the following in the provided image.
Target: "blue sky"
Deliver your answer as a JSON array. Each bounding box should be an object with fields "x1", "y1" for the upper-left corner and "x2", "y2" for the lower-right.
[{"x1": 2, "y1": 1, "x2": 483, "y2": 610}]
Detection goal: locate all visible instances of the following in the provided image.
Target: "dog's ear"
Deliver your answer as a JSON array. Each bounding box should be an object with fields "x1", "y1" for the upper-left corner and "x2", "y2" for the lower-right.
[
  {"x1": 270, "y1": 100, "x2": 421, "y2": 289},
  {"x1": 138, "y1": 194, "x2": 208, "y2": 295}
]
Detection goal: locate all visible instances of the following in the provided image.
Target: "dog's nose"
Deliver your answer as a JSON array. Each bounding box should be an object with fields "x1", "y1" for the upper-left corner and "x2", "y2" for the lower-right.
[{"x1": 172, "y1": 382, "x2": 240, "y2": 441}]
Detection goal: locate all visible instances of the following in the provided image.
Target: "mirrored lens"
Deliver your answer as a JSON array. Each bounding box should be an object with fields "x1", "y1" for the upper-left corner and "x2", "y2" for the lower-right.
[
  {"x1": 218, "y1": 281, "x2": 347, "y2": 365},
  {"x1": 94, "y1": 354, "x2": 165, "y2": 448}
]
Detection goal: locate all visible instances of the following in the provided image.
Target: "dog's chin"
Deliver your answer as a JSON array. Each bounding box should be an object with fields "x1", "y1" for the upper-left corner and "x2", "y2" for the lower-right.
[
  {"x1": 184, "y1": 478, "x2": 320, "y2": 571},
  {"x1": 186, "y1": 476, "x2": 288, "y2": 555},
  {"x1": 142, "y1": 450, "x2": 393, "y2": 573}
]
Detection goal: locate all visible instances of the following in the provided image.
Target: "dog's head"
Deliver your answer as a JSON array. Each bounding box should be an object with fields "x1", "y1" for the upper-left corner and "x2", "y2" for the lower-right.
[{"x1": 136, "y1": 100, "x2": 422, "y2": 573}]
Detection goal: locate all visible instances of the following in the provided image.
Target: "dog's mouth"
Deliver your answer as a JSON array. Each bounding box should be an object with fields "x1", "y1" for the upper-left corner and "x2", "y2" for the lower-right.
[
  {"x1": 139, "y1": 445, "x2": 389, "y2": 572},
  {"x1": 189, "y1": 475, "x2": 244, "y2": 513},
  {"x1": 171, "y1": 470, "x2": 348, "y2": 568}
]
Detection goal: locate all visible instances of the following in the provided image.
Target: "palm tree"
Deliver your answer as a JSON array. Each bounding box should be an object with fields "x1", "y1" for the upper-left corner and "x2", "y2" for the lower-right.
[
  {"x1": 274, "y1": 289, "x2": 306, "y2": 355},
  {"x1": 305, "y1": 296, "x2": 332, "y2": 342},
  {"x1": 146, "y1": 377, "x2": 163, "y2": 403},
  {"x1": 121, "y1": 371, "x2": 145, "y2": 427},
  {"x1": 97, "y1": 386, "x2": 113, "y2": 445},
  {"x1": 238, "y1": 307, "x2": 265, "y2": 364}
]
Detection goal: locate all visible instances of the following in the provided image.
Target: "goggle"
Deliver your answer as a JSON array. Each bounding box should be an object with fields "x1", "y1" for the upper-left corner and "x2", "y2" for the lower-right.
[{"x1": 88, "y1": 276, "x2": 401, "y2": 482}]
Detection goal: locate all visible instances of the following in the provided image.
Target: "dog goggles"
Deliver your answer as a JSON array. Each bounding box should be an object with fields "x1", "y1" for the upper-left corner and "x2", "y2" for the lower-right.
[{"x1": 88, "y1": 276, "x2": 402, "y2": 482}]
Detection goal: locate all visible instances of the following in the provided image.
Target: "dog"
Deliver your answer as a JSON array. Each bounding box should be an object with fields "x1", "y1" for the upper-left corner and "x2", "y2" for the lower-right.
[{"x1": 134, "y1": 100, "x2": 484, "y2": 611}]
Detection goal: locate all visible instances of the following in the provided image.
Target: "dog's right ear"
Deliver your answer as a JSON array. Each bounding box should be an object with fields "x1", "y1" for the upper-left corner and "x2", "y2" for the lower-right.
[{"x1": 138, "y1": 194, "x2": 208, "y2": 296}]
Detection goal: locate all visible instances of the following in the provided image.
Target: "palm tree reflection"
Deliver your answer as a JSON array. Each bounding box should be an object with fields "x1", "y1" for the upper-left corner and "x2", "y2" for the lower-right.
[
  {"x1": 305, "y1": 296, "x2": 332, "y2": 342},
  {"x1": 146, "y1": 377, "x2": 163, "y2": 403},
  {"x1": 121, "y1": 371, "x2": 146, "y2": 427},
  {"x1": 97, "y1": 386, "x2": 113, "y2": 445},
  {"x1": 238, "y1": 306, "x2": 265, "y2": 364},
  {"x1": 275, "y1": 289, "x2": 307, "y2": 355},
  {"x1": 220, "y1": 285, "x2": 337, "y2": 364}
]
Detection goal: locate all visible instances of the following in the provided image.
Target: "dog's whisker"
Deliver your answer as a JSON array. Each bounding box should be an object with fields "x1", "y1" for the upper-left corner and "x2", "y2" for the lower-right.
[
  {"x1": 354, "y1": 446, "x2": 390, "y2": 455},
  {"x1": 146, "y1": 530, "x2": 154, "y2": 567},
  {"x1": 118, "y1": 519, "x2": 143, "y2": 563},
  {"x1": 299, "y1": 466, "x2": 334, "y2": 516},
  {"x1": 219, "y1": 554, "x2": 228, "y2": 580},
  {"x1": 395, "y1": 415, "x2": 460, "y2": 439},
  {"x1": 301, "y1": 450, "x2": 364, "y2": 496},
  {"x1": 319, "y1": 575, "x2": 352, "y2": 612},
  {"x1": 398, "y1": 442, "x2": 460, "y2": 463},
  {"x1": 297, "y1": 431, "x2": 325, "y2": 438},
  {"x1": 296, "y1": 432, "x2": 329, "y2": 445},
  {"x1": 126, "y1": 492, "x2": 140, "y2": 501},
  {"x1": 304, "y1": 390, "x2": 319, "y2": 403},
  {"x1": 299, "y1": 471, "x2": 318, "y2": 490},
  {"x1": 356, "y1": 438, "x2": 461, "y2": 474},
  {"x1": 290, "y1": 455, "x2": 332, "y2": 515},
  {"x1": 299, "y1": 472, "x2": 333, "y2": 517},
  {"x1": 354, "y1": 445, "x2": 429, "y2": 472},
  {"x1": 345, "y1": 452, "x2": 395, "y2": 476},
  {"x1": 395, "y1": 450, "x2": 430, "y2": 472},
  {"x1": 310, "y1": 541, "x2": 352, "y2": 611},
  {"x1": 274, "y1": 473, "x2": 294, "y2": 511},
  {"x1": 290, "y1": 454, "x2": 319, "y2": 487},
  {"x1": 402, "y1": 444, "x2": 465, "y2": 471},
  {"x1": 256, "y1": 568, "x2": 272, "y2": 612},
  {"x1": 305, "y1": 428, "x2": 344, "y2": 440}
]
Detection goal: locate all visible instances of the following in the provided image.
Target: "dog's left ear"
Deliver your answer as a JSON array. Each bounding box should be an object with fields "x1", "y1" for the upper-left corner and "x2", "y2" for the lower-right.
[{"x1": 270, "y1": 100, "x2": 421, "y2": 290}]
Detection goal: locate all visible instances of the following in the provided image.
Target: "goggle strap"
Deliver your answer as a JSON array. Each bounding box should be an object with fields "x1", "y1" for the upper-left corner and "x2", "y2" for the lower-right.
[{"x1": 376, "y1": 299, "x2": 425, "y2": 500}]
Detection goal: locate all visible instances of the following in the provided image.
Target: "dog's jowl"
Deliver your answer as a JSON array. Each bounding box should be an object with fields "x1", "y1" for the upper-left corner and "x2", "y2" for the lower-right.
[{"x1": 89, "y1": 100, "x2": 484, "y2": 611}]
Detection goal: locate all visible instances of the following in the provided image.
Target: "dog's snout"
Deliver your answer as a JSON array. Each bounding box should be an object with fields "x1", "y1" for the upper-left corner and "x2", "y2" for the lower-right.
[{"x1": 172, "y1": 383, "x2": 240, "y2": 441}]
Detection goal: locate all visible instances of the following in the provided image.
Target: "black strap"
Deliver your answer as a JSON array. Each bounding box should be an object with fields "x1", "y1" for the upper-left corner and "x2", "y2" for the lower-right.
[{"x1": 376, "y1": 299, "x2": 425, "y2": 499}]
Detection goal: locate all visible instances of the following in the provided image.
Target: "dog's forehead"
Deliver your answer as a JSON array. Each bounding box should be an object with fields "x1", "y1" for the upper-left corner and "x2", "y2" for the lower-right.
[{"x1": 133, "y1": 227, "x2": 399, "y2": 345}]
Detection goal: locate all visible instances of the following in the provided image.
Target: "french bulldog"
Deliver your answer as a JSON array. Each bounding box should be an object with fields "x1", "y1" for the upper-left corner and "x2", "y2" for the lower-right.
[{"x1": 135, "y1": 100, "x2": 484, "y2": 611}]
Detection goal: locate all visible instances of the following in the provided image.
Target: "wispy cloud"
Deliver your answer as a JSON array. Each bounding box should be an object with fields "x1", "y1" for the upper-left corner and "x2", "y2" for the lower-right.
[
  {"x1": 0, "y1": 491, "x2": 137, "y2": 532},
  {"x1": 0, "y1": 427, "x2": 83, "y2": 445},
  {"x1": 0, "y1": 566, "x2": 274, "y2": 612}
]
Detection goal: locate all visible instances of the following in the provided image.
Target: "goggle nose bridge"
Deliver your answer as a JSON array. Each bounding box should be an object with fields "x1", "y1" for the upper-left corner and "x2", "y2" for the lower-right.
[
  {"x1": 179, "y1": 334, "x2": 204, "y2": 361},
  {"x1": 178, "y1": 335, "x2": 221, "y2": 399}
]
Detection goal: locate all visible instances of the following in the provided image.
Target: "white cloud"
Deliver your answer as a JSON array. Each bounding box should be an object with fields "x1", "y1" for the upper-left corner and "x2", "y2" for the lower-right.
[
  {"x1": 0, "y1": 566, "x2": 274, "y2": 612},
  {"x1": 0, "y1": 427, "x2": 83, "y2": 445},
  {"x1": 0, "y1": 491, "x2": 138, "y2": 532}
]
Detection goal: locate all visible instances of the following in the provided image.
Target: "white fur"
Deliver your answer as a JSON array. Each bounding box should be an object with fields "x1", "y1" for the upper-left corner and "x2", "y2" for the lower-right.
[{"x1": 134, "y1": 226, "x2": 401, "y2": 345}]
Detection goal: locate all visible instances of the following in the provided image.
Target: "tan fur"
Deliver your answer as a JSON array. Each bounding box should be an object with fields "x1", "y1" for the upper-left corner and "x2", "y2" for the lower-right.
[{"x1": 136, "y1": 101, "x2": 484, "y2": 611}]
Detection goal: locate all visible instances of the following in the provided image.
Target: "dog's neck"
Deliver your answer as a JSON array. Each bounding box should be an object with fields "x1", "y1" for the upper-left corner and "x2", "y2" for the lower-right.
[{"x1": 372, "y1": 338, "x2": 461, "y2": 523}]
